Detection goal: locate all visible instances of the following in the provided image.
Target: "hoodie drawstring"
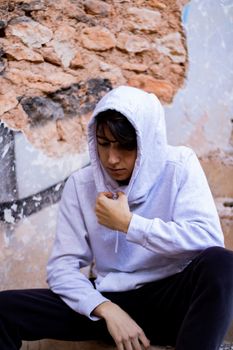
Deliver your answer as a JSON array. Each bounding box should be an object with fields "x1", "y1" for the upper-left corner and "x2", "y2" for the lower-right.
[
  {"x1": 115, "y1": 231, "x2": 119, "y2": 253},
  {"x1": 112, "y1": 193, "x2": 119, "y2": 253}
]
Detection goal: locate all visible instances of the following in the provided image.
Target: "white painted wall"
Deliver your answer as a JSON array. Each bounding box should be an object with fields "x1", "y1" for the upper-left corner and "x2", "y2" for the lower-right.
[{"x1": 165, "y1": 0, "x2": 233, "y2": 156}]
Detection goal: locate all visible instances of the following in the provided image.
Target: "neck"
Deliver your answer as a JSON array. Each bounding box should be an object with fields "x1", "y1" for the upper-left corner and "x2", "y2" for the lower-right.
[{"x1": 117, "y1": 178, "x2": 130, "y2": 186}]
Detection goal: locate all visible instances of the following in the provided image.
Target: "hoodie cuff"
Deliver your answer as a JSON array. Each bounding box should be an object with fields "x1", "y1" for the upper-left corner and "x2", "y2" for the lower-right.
[
  {"x1": 79, "y1": 291, "x2": 110, "y2": 321},
  {"x1": 126, "y1": 213, "x2": 152, "y2": 247}
]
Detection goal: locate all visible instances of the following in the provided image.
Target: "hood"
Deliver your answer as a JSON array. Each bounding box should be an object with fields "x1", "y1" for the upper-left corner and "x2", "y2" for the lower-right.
[{"x1": 88, "y1": 85, "x2": 168, "y2": 205}]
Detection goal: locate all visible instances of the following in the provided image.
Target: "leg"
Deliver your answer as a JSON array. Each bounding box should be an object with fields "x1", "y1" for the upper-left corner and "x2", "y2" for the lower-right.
[
  {"x1": 176, "y1": 247, "x2": 233, "y2": 350},
  {"x1": 121, "y1": 247, "x2": 233, "y2": 349},
  {"x1": 0, "y1": 289, "x2": 110, "y2": 350}
]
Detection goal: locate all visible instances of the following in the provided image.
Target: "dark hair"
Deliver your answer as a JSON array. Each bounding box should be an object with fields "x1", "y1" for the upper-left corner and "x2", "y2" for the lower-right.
[{"x1": 95, "y1": 110, "x2": 137, "y2": 150}]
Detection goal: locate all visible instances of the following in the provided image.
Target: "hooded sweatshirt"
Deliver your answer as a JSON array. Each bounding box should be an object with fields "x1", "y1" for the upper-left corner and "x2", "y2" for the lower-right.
[{"x1": 47, "y1": 85, "x2": 224, "y2": 320}]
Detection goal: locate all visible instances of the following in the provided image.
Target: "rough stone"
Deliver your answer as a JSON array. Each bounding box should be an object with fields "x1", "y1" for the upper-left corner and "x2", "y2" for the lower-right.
[
  {"x1": 150, "y1": 62, "x2": 171, "y2": 79},
  {"x1": 3, "y1": 42, "x2": 44, "y2": 62},
  {"x1": 154, "y1": 32, "x2": 186, "y2": 64},
  {"x1": 49, "y1": 25, "x2": 77, "y2": 68},
  {"x1": 170, "y1": 64, "x2": 184, "y2": 75},
  {"x1": 81, "y1": 26, "x2": 116, "y2": 51},
  {"x1": 122, "y1": 62, "x2": 148, "y2": 72},
  {"x1": 101, "y1": 69, "x2": 126, "y2": 86},
  {"x1": 70, "y1": 52, "x2": 85, "y2": 69},
  {"x1": 116, "y1": 32, "x2": 150, "y2": 53},
  {"x1": 127, "y1": 7, "x2": 161, "y2": 33},
  {"x1": 99, "y1": 61, "x2": 117, "y2": 72},
  {"x1": 51, "y1": 39, "x2": 76, "y2": 68},
  {"x1": 83, "y1": 0, "x2": 112, "y2": 15},
  {"x1": 6, "y1": 17, "x2": 53, "y2": 49},
  {"x1": 6, "y1": 61, "x2": 78, "y2": 94},
  {"x1": 128, "y1": 74, "x2": 174, "y2": 103},
  {"x1": 0, "y1": 92, "x2": 18, "y2": 115},
  {"x1": 18, "y1": 0, "x2": 46, "y2": 12},
  {"x1": 147, "y1": 0, "x2": 167, "y2": 10},
  {"x1": 0, "y1": 104, "x2": 28, "y2": 130},
  {"x1": 40, "y1": 46, "x2": 62, "y2": 66}
]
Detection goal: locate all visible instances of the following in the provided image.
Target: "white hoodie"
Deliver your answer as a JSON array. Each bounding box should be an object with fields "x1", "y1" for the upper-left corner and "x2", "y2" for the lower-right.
[{"x1": 47, "y1": 86, "x2": 224, "y2": 320}]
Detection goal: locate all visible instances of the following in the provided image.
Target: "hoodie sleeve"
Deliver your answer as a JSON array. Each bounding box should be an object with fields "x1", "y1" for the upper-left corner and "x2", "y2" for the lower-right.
[
  {"x1": 126, "y1": 151, "x2": 224, "y2": 256},
  {"x1": 46, "y1": 175, "x2": 109, "y2": 320}
]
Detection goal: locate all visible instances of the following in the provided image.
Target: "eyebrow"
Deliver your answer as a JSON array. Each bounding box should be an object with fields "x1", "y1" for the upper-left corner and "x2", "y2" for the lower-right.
[{"x1": 96, "y1": 135, "x2": 117, "y2": 143}]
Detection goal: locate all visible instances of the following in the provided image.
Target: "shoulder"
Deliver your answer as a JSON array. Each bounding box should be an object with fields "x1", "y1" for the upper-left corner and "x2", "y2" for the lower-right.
[
  {"x1": 166, "y1": 145, "x2": 197, "y2": 167},
  {"x1": 62, "y1": 165, "x2": 95, "y2": 199},
  {"x1": 69, "y1": 165, "x2": 94, "y2": 186}
]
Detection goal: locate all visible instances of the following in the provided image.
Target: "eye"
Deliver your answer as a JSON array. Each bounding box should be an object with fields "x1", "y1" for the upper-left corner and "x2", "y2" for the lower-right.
[{"x1": 97, "y1": 140, "x2": 110, "y2": 147}]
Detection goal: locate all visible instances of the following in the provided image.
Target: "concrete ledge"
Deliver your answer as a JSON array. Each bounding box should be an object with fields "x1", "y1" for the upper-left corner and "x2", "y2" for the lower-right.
[
  {"x1": 21, "y1": 340, "x2": 173, "y2": 350},
  {"x1": 21, "y1": 340, "x2": 233, "y2": 350}
]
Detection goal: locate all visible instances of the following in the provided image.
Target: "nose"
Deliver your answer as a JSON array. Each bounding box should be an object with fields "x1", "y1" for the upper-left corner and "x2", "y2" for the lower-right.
[{"x1": 107, "y1": 146, "x2": 120, "y2": 165}]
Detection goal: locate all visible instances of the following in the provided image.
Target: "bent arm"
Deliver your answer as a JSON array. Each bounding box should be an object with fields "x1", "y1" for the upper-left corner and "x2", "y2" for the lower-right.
[
  {"x1": 47, "y1": 175, "x2": 109, "y2": 320},
  {"x1": 127, "y1": 152, "x2": 224, "y2": 256}
]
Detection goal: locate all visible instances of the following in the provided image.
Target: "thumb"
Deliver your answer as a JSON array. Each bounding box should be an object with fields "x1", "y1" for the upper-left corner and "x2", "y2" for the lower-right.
[{"x1": 117, "y1": 191, "x2": 127, "y2": 200}]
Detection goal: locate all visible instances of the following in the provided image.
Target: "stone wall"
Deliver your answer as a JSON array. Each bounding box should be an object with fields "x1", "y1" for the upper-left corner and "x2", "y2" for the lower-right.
[
  {"x1": 0, "y1": 0, "x2": 233, "y2": 342},
  {"x1": 0, "y1": 0, "x2": 188, "y2": 157}
]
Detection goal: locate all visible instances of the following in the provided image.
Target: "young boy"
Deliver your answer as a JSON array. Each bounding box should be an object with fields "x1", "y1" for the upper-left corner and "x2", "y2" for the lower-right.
[{"x1": 0, "y1": 86, "x2": 233, "y2": 350}]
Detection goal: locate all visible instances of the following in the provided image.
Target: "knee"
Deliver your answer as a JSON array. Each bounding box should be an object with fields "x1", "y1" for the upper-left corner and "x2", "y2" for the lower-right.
[{"x1": 197, "y1": 246, "x2": 233, "y2": 290}]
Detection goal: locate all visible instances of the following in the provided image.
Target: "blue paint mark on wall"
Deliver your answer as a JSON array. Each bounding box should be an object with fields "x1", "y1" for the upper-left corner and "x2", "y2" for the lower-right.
[{"x1": 182, "y1": 3, "x2": 191, "y2": 26}]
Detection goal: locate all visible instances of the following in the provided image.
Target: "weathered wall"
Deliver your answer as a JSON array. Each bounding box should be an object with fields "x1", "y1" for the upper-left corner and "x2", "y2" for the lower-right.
[
  {"x1": 0, "y1": 0, "x2": 233, "y2": 342},
  {"x1": 0, "y1": 0, "x2": 188, "y2": 157},
  {"x1": 0, "y1": 0, "x2": 190, "y2": 289}
]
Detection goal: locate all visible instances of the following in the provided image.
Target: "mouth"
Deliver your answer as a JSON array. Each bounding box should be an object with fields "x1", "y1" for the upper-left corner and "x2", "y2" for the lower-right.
[{"x1": 107, "y1": 168, "x2": 127, "y2": 177}]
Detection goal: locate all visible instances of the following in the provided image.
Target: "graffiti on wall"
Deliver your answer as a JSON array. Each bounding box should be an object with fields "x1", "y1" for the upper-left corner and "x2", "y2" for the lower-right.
[{"x1": 0, "y1": 78, "x2": 112, "y2": 224}]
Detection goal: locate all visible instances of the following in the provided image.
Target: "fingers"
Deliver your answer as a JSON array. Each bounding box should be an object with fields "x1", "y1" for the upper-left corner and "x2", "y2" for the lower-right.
[
  {"x1": 116, "y1": 337, "x2": 150, "y2": 350},
  {"x1": 131, "y1": 337, "x2": 142, "y2": 350},
  {"x1": 98, "y1": 191, "x2": 113, "y2": 199},
  {"x1": 139, "y1": 332, "x2": 150, "y2": 349},
  {"x1": 115, "y1": 330, "x2": 150, "y2": 350},
  {"x1": 124, "y1": 339, "x2": 134, "y2": 350},
  {"x1": 97, "y1": 191, "x2": 127, "y2": 199}
]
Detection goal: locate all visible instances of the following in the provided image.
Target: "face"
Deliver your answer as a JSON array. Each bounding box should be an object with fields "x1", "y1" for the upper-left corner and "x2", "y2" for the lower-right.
[{"x1": 96, "y1": 124, "x2": 137, "y2": 182}]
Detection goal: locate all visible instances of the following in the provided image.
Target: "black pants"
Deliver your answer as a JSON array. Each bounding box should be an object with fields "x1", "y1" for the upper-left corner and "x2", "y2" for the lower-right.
[{"x1": 1, "y1": 247, "x2": 233, "y2": 350}]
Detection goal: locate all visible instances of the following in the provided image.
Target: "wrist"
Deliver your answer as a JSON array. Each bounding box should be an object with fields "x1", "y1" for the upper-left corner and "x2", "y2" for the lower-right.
[
  {"x1": 122, "y1": 212, "x2": 133, "y2": 233},
  {"x1": 92, "y1": 301, "x2": 113, "y2": 319}
]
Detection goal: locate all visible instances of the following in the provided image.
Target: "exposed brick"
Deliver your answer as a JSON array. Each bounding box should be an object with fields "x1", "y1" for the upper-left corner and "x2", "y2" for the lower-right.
[
  {"x1": 3, "y1": 41, "x2": 44, "y2": 62},
  {"x1": 70, "y1": 52, "x2": 84, "y2": 69},
  {"x1": 6, "y1": 17, "x2": 53, "y2": 49},
  {"x1": 81, "y1": 26, "x2": 116, "y2": 51},
  {"x1": 83, "y1": 0, "x2": 112, "y2": 15},
  {"x1": 127, "y1": 7, "x2": 161, "y2": 33},
  {"x1": 154, "y1": 32, "x2": 186, "y2": 64},
  {"x1": 147, "y1": 0, "x2": 167, "y2": 10},
  {"x1": 128, "y1": 74, "x2": 174, "y2": 103},
  {"x1": 0, "y1": 92, "x2": 18, "y2": 115},
  {"x1": 116, "y1": 32, "x2": 150, "y2": 53},
  {"x1": 122, "y1": 62, "x2": 148, "y2": 72}
]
